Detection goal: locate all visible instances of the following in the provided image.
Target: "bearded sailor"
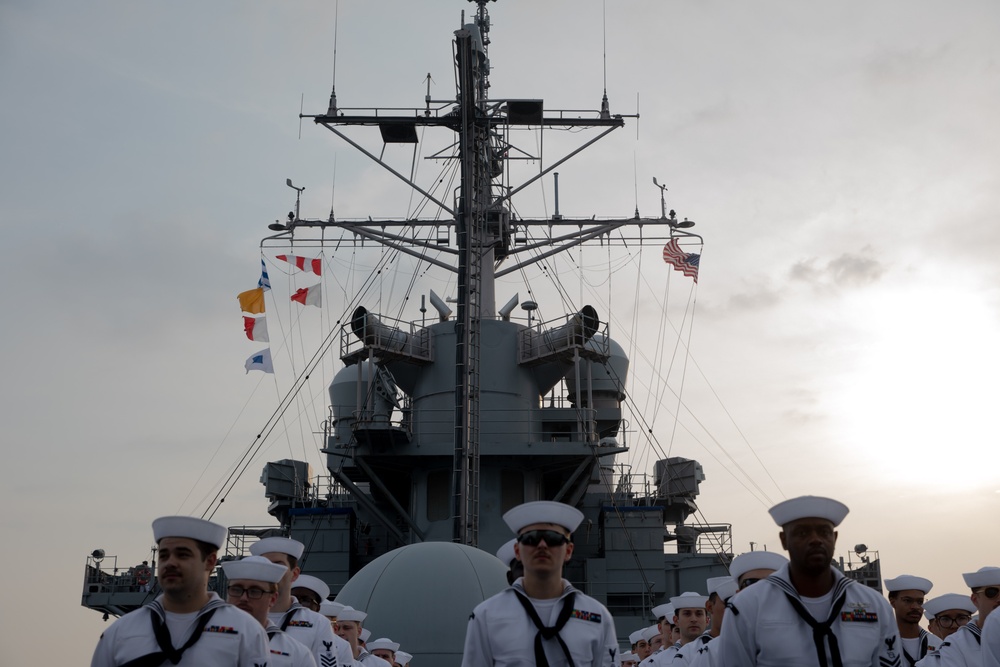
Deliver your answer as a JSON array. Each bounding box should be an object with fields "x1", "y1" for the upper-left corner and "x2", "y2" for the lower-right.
[
  {"x1": 250, "y1": 536, "x2": 355, "y2": 667},
  {"x1": 717, "y1": 495, "x2": 901, "y2": 667},
  {"x1": 885, "y1": 575, "x2": 934, "y2": 667},
  {"x1": 90, "y1": 516, "x2": 269, "y2": 667},
  {"x1": 461, "y1": 500, "x2": 618, "y2": 667},
  {"x1": 223, "y1": 555, "x2": 317, "y2": 667},
  {"x1": 924, "y1": 566, "x2": 1000, "y2": 667}
]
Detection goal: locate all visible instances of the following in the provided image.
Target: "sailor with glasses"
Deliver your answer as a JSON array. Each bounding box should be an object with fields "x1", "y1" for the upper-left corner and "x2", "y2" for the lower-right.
[
  {"x1": 223, "y1": 555, "x2": 317, "y2": 666},
  {"x1": 884, "y1": 575, "x2": 935, "y2": 666},
  {"x1": 727, "y1": 550, "x2": 788, "y2": 591},
  {"x1": 90, "y1": 516, "x2": 269, "y2": 667},
  {"x1": 462, "y1": 500, "x2": 618, "y2": 667},
  {"x1": 291, "y1": 574, "x2": 330, "y2": 613},
  {"x1": 923, "y1": 567, "x2": 1000, "y2": 667},
  {"x1": 923, "y1": 594, "x2": 975, "y2": 643},
  {"x1": 249, "y1": 537, "x2": 355, "y2": 667},
  {"x1": 718, "y1": 495, "x2": 901, "y2": 667}
]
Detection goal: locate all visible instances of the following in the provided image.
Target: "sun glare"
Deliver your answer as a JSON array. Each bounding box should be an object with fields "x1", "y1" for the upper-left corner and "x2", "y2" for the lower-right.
[{"x1": 829, "y1": 284, "x2": 1000, "y2": 490}]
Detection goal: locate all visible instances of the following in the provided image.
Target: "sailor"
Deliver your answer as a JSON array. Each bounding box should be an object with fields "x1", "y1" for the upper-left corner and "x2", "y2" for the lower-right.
[
  {"x1": 250, "y1": 536, "x2": 355, "y2": 667},
  {"x1": 630, "y1": 628, "x2": 653, "y2": 661},
  {"x1": 222, "y1": 555, "x2": 317, "y2": 667},
  {"x1": 291, "y1": 573, "x2": 331, "y2": 613},
  {"x1": 983, "y1": 604, "x2": 1000, "y2": 667},
  {"x1": 687, "y1": 576, "x2": 740, "y2": 667},
  {"x1": 922, "y1": 594, "x2": 975, "y2": 642},
  {"x1": 320, "y1": 600, "x2": 346, "y2": 633},
  {"x1": 90, "y1": 516, "x2": 269, "y2": 667},
  {"x1": 923, "y1": 566, "x2": 1000, "y2": 667},
  {"x1": 657, "y1": 592, "x2": 710, "y2": 666},
  {"x1": 884, "y1": 574, "x2": 934, "y2": 666},
  {"x1": 497, "y1": 537, "x2": 525, "y2": 585},
  {"x1": 649, "y1": 603, "x2": 675, "y2": 658},
  {"x1": 618, "y1": 650, "x2": 639, "y2": 667},
  {"x1": 461, "y1": 500, "x2": 618, "y2": 667},
  {"x1": 717, "y1": 495, "x2": 901, "y2": 667},
  {"x1": 728, "y1": 550, "x2": 788, "y2": 591},
  {"x1": 336, "y1": 605, "x2": 390, "y2": 666},
  {"x1": 368, "y1": 637, "x2": 400, "y2": 664},
  {"x1": 647, "y1": 624, "x2": 667, "y2": 654},
  {"x1": 394, "y1": 649, "x2": 412, "y2": 667}
]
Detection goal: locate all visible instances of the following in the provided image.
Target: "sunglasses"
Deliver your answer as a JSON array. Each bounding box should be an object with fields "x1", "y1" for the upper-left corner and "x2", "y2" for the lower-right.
[
  {"x1": 517, "y1": 529, "x2": 571, "y2": 547},
  {"x1": 739, "y1": 577, "x2": 762, "y2": 590},
  {"x1": 976, "y1": 586, "x2": 1000, "y2": 599}
]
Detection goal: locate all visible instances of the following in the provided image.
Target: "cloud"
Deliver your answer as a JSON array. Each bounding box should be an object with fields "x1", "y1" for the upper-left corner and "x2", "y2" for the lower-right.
[{"x1": 790, "y1": 247, "x2": 886, "y2": 289}]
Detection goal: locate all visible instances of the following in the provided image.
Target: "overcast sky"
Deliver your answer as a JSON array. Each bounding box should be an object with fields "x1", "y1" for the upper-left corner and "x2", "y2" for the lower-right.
[{"x1": 2, "y1": 1, "x2": 1000, "y2": 664}]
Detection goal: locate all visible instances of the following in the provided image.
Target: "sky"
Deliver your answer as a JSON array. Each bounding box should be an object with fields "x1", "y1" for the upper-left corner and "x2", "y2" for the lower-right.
[{"x1": 2, "y1": 0, "x2": 1000, "y2": 664}]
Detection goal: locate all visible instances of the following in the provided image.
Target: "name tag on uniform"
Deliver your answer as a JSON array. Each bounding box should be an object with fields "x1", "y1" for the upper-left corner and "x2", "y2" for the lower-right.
[{"x1": 571, "y1": 609, "x2": 603, "y2": 623}]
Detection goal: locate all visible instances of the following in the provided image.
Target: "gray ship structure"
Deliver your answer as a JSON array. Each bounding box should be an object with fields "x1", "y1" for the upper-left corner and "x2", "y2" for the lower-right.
[{"x1": 82, "y1": 2, "x2": 881, "y2": 662}]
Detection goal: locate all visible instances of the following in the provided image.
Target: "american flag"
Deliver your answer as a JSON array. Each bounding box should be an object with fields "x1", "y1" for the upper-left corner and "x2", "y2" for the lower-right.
[{"x1": 662, "y1": 238, "x2": 700, "y2": 283}]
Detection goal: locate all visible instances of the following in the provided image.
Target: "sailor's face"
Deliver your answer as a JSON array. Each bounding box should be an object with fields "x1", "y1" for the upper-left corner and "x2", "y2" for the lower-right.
[
  {"x1": 335, "y1": 619, "x2": 360, "y2": 647},
  {"x1": 633, "y1": 639, "x2": 650, "y2": 659},
  {"x1": 780, "y1": 518, "x2": 836, "y2": 573},
  {"x1": 156, "y1": 537, "x2": 215, "y2": 595},
  {"x1": 259, "y1": 552, "x2": 298, "y2": 593},
  {"x1": 890, "y1": 590, "x2": 926, "y2": 624},
  {"x1": 972, "y1": 586, "x2": 1000, "y2": 622},
  {"x1": 933, "y1": 609, "x2": 972, "y2": 638},
  {"x1": 291, "y1": 587, "x2": 322, "y2": 611},
  {"x1": 372, "y1": 649, "x2": 395, "y2": 661},
  {"x1": 674, "y1": 607, "x2": 708, "y2": 642},
  {"x1": 226, "y1": 578, "x2": 277, "y2": 624},
  {"x1": 514, "y1": 522, "x2": 573, "y2": 573}
]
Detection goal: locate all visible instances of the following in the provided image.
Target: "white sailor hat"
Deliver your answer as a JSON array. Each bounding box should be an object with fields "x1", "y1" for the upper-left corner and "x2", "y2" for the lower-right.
[
  {"x1": 496, "y1": 538, "x2": 517, "y2": 566},
  {"x1": 628, "y1": 629, "x2": 646, "y2": 645},
  {"x1": 670, "y1": 591, "x2": 709, "y2": 610},
  {"x1": 292, "y1": 574, "x2": 330, "y2": 600},
  {"x1": 360, "y1": 628, "x2": 371, "y2": 642},
  {"x1": 884, "y1": 575, "x2": 933, "y2": 594},
  {"x1": 617, "y1": 651, "x2": 637, "y2": 665},
  {"x1": 729, "y1": 551, "x2": 788, "y2": 580},
  {"x1": 924, "y1": 593, "x2": 977, "y2": 618},
  {"x1": 249, "y1": 536, "x2": 305, "y2": 559},
  {"x1": 768, "y1": 495, "x2": 849, "y2": 527},
  {"x1": 642, "y1": 625, "x2": 660, "y2": 641},
  {"x1": 395, "y1": 650, "x2": 412, "y2": 665},
  {"x1": 338, "y1": 606, "x2": 368, "y2": 623},
  {"x1": 651, "y1": 603, "x2": 674, "y2": 622},
  {"x1": 152, "y1": 516, "x2": 227, "y2": 549},
  {"x1": 963, "y1": 566, "x2": 1000, "y2": 589},
  {"x1": 503, "y1": 500, "x2": 585, "y2": 535},
  {"x1": 221, "y1": 555, "x2": 288, "y2": 583},
  {"x1": 706, "y1": 576, "x2": 739, "y2": 602},
  {"x1": 368, "y1": 638, "x2": 400, "y2": 653},
  {"x1": 320, "y1": 600, "x2": 345, "y2": 618}
]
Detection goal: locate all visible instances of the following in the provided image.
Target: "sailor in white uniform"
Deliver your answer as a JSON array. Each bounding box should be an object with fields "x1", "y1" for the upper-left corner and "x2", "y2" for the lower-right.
[
  {"x1": 728, "y1": 550, "x2": 788, "y2": 591},
  {"x1": 336, "y1": 606, "x2": 389, "y2": 666},
  {"x1": 618, "y1": 650, "x2": 639, "y2": 666},
  {"x1": 922, "y1": 566, "x2": 1000, "y2": 667},
  {"x1": 250, "y1": 536, "x2": 355, "y2": 667},
  {"x1": 982, "y1": 604, "x2": 1000, "y2": 667},
  {"x1": 662, "y1": 592, "x2": 711, "y2": 666},
  {"x1": 222, "y1": 555, "x2": 317, "y2": 667},
  {"x1": 630, "y1": 628, "x2": 653, "y2": 661},
  {"x1": 922, "y1": 594, "x2": 975, "y2": 647},
  {"x1": 394, "y1": 649, "x2": 413, "y2": 667},
  {"x1": 291, "y1": 573, "x2": 331, "y2": 613},
  {"x1": 368, "y1": 637, "x2": 400, "y2": 666},
  {"x1": 639, "y1": 622, "x2": 670, "y2": 666},
  {"x1": 687, "y1": 576, "x2": 740, "y2": 667},
  {"x1": 884, "y1": 574, "x2": 934, "y2": 667},
  {"x1": 718, "y1": 495, "x2": 901, "y2": 667},
  {"x1": 90, "y1": 516, "x2": 269, "y2": 667},
  {"x1": 462, "y1": 500, "x2": 618, "y2": 667}
]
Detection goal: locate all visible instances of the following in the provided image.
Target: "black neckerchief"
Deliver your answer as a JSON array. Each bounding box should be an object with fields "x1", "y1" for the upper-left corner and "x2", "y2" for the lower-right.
[
  {"x1": 279, "y1": 604, "x2": 302, "y2": 631},
  {"x1": 902, "y1": 630, "x2": 929, "y2": 666},
  {"x1": 120, "y1": 606, "x2": 218, "y2": 667},
  {"x1": 781, "y1": 589, "x2": 848, "y2": 667},
  {"x1": 513, "y1": 588, "x2": 577, "y2": 667}
]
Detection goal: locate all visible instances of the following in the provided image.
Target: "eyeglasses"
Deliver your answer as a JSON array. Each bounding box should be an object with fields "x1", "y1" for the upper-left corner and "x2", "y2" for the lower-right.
[
  {"x1": 227, "y1": 585, "x2": 269, "y2": 600},
  {"x1": 516, "y1": 529, "x2": 571, "y2": 547},
  {"x1": 739, "y1": 577, "x2": 762, "y2": 590},
  {"x1": 936, "y1": 614, "x2": 972, "y2": 628},
  {"x1": 975, "y1": 586, "x2": 1000, "y2": 600}
]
